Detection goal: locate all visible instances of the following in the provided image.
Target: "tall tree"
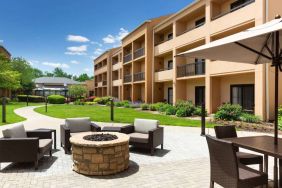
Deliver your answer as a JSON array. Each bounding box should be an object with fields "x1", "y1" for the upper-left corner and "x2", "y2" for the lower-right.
[
  {"x1": 68, "y1": 85, "x2": 87, "y2": 99},
  {"x1": 33, "y1": 68, "x2": 44, "y2": 78},
  {"x1": 0, "y1": 54, "x2": 21, "y2": 90},
  {"x1": 53, "y1": 67, "x2": 72, "y2": 78},
  {"x1": 74, "y1": 73, "x2": 90, "y2": 82}
]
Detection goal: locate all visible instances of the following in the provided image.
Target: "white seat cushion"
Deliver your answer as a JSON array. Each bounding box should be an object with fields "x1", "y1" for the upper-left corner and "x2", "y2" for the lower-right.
[
  {"x1": 65, "y1": 117, "x2": 91, "y2": 133},
  {"x1": 2, "y1": 124, "x2": 27, "y2": 138},
  {"x1": 134, "y1": 119, "x2": 159, "y2": 134},
  {"x1": 128, "y1": 133, "x2": 149, "y2": 143}
]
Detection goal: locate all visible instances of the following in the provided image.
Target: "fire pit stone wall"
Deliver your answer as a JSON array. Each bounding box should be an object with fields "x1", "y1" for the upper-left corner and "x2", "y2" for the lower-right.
[{"x1": 70, "y1": 132, "x2": 130, "y2": 176}]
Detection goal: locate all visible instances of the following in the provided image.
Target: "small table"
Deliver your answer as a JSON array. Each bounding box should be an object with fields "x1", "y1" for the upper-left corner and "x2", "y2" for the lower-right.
[
  {"x1": 101, "y1": 126, "x2": 121, "y2": 132},
  {"x1": 36, "y1": 128, "x2": 57, "y2": 149},
  {"x1": 225, "y1": 135, "x2": 282, "y2": 188}
]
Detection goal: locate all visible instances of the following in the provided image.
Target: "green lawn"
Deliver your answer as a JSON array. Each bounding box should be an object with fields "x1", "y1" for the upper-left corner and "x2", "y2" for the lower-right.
[
  {"x1": 35, "y1": 104, "x2": 215, "y2": 127},
  {"x1": 0, "y1": 102, "x2": 43, "y2": 126}
]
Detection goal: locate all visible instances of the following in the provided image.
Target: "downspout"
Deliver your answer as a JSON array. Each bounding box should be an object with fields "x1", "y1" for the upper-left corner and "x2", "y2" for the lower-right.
[{"x1": 265, "y1": 0, "x2": 270, "y2": 121}]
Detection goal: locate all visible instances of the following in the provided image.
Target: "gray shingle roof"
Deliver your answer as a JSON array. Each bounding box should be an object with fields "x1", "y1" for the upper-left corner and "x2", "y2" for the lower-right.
[{"x1": 34, "y1": 77, "x2": 82, "y2": 85}]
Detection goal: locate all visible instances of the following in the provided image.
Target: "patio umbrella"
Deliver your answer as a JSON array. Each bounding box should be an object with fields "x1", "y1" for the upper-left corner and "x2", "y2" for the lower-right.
[{"x1": 177, "y1": 15, "x2": 282, "y2": 145}]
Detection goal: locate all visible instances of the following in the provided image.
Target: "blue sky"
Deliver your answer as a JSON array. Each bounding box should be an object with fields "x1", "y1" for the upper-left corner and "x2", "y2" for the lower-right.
[{"x1": 0, "y1": 0, "x2": 192, "y2": 76}]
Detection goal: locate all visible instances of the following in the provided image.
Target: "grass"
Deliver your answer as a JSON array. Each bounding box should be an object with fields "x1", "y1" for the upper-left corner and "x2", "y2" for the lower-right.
[
  {"x1": 0, "y1": 102, "x2": 43, "y2": 126},
  {"x1": 35, "y1": 104, "x2": 215, "y2": 127}
]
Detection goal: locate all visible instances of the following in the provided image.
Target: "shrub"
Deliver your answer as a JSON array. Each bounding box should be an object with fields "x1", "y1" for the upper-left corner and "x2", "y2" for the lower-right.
[
  {"x1": 47, "y1": 95, "x2": 65, "y2": 104},
  {"x1": 94, "y1": 97, "x2": 102, "y2": 104},
  {"x1": 214, "y1": 103, "x2": 242, "y2": 121},
  {"x1": 175, "y1": 100, "x2": 195, "y2": 116},
  {"x1": 279, "y1": 106, "x2": 282, "y2": 117},
  {"x1": 17, "y1": 95, "x2": 45, "y2": 103},
  {"x1": 73, "y1": 99, "x2": 85, "y2": 105},
  {"x1": 0, "y1": 97, "x2": 11, "y2": 104},
  {"x1": 193, "y1": 106, "x2": 207, "y2": 116},
  {"x1": 154, "y1": 102, "x2": 166, "y2": 111},
  {"x1": 130, "y1": 103, "x2": 141, "y2": 108},
  {"x1": 158, "y1": 104, "x2": 172, "y2": 112},
  {"x1": 240, "y1": 113, "x2": 261, "y2": 123},
  {"x1": 176, "y1": 107, "x2": 187, "y2": 117},
  {"x1": 85, "y1": 102, "x2": 96, "y2": 105},
  {"x1": 165, "y1": 106, "x2": 176, "y2": 115},
  {"x1": 141, "y1": 103, "x2": 149, "y2": 110},
  {"x1": 124, "y1": 103, "x2": 130, "y2": 108},
  {"x1": 149, "y1": 104, "x2": 157, "y2": 111},
  {"x1": 114, "y1": 100, "x2": 130, "y2": 107}
]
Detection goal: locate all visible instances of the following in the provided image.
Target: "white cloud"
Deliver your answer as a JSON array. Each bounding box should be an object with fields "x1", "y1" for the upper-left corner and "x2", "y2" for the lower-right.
[
  {"x1": 103, "y1": 34, "x2": 115, "y2": 44},
  {"x1": 70, "y1": 60, "x2": 80, "y2": 64},
  {"x1": 42, "y1": 62, "x2": 70, "y2": 69},
  {"x1": 84, "y1": 68, "x2": 91, "y2": 72},
  {"x1": 91, "y1": 41, "x2": 103, "y2": 47},
  {"x1": 0, "y1": 39, "x2": 3, "y2": 43},
  {"x1": 65, "y1": 45, "x2": 87, "y2": 55},
  {"x1": 67, "y1": 35, "x2": 89, "y2": 43},
  {"x1": 102, "y1": 28, "x2": 129, "y2": 45},
  {"x1": 28, "y1": 60, "x2": 39, "y2": 66},
  {"x1": 94, "y1": 48, "x2": 103, "y2": 55}
]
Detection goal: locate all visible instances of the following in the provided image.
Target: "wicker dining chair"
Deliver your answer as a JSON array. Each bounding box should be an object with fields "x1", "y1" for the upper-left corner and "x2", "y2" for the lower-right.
[
  {"x1": 214, "y1": 125, "x2": 264, "y2": 172},
  {"x1": 206, "y1": 135, "x2": 268, "y2": 188}
]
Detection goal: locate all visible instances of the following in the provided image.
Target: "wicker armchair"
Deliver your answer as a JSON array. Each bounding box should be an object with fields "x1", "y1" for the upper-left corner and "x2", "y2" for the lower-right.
[
  {"x1": 214, "y1": 125, "x2": 264, "y2": 172},
  {"x1": 206, "y1": 135, "x2": 268, "y2": 188},
  {"x1": 0, "y1": 124, "x2": 53, "y2": 170},
  {"x1": 60, "y1": 117, "x2": 101, "y2": 154},
  {"x1": 120, "y1": 119, "x2": 163, "y2": 155}
]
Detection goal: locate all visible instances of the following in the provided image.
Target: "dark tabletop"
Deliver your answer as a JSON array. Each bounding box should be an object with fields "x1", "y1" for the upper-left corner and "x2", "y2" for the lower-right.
[{"x1": 225, "y1": 135, "x2": 282, "y2": 159}]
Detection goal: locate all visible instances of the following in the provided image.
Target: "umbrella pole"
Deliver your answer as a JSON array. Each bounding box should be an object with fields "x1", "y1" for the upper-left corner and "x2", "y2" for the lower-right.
[{"x1": 274, "y1": 30, "x2": 280, "y2": 145}]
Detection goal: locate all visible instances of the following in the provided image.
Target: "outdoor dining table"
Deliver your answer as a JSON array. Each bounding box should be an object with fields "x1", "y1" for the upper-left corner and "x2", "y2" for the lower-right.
[{"x1": 225, "y1": 135, "x2": 282, "y2": 188}]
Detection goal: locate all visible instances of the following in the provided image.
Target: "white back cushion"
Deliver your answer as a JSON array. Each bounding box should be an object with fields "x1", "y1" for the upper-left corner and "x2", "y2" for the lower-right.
[
  {"x1": 65, "y1": 117, "x2": 91, "y2": 133},
  {"x1": 134, "y1": 119, "x2": 159, "y2": 134},
  {"x1": 2, "y1": 124, "x2": 27, "y2": 138}
]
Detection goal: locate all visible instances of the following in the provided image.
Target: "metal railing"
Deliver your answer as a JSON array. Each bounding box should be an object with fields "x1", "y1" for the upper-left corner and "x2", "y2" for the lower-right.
[
  {"x1": 133, "y1": 72, "x2": 145, "y2": 82},
  {"x1": 134, "y1": 48, "x2": 145, "y2": 59},
  {"x1": 123, "y1": 54, "x2": 132, "y2": 63},
  {"x1": 154, "y1": 35, "x2": 173, "y2": 46},
  {"x1": 124, "y1": 74, "x2": 132, "y2": 83},
  {"x1": 211, "y1": 0, "x2": 254, "y2": 21},
  {"x1": 177, "y1": 61, "x2": 205, "y2": 78}
]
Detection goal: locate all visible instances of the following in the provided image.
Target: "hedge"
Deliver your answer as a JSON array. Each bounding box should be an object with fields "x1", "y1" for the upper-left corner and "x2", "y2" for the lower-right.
[
  {"x1": 17, "y1": 95, "x2": 45, "y2": 103},
  {"x1": 47, "y1": 95, "x2": 65, "y2": 104}
]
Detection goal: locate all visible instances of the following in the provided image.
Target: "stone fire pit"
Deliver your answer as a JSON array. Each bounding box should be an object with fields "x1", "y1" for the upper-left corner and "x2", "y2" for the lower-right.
[{"x1": 70, "y1": 132, "x2": 129, "y2": 176}]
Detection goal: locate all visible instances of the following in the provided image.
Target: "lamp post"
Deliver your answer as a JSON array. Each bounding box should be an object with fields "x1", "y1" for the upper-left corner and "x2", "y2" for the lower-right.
[
  {"x1": 26, "y1": 92, "x2": 29, "y2": 106},
  {"x1": 110, "y1": 98, "x2": 114, "y2": 121},
  {"x1": 2, "y1": 97, "x2": 6, "y2": 123},
  {"x1": 200, "y1": 102, "x2": 206, "y2": 136},
  {"x1": 45, "y1": 94, "x2": 48, "y2": 113}
]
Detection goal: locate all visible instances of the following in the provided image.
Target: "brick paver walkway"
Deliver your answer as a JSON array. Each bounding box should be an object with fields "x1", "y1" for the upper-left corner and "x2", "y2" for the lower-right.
[{"x1": 0, "y1": 106, "x2": 274, "y2": 187}]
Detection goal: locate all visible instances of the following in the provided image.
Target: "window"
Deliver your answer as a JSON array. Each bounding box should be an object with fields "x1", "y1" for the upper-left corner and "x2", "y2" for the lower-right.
[
  {"x1": 231, "y1": 84, "x2": 254, "y2": 112},
  {"x1": 195, "y1": 59, "x2": 205, "y2": 75},
  {"x1": 168, "y1": 87, "x2": 173, "y2": 104},
  {"x1": 167, "y1": 33, "x2": 173, "y2": 40},
  {"x1": 195, "y1": 86, "x2": 205, "y2": 106},
  {"x1": 195, "y1": 17, "x2": 205, "y2": 28},
  {"x1": 230, "y1": 0, "x2": 251, "y2": 11},
  {"x1": 167, "y1": 60, "x2": 173, "y2": 70}
]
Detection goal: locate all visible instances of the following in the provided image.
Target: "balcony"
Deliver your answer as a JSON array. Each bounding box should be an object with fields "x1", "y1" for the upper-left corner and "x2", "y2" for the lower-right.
[
  {"x1": 133, "y1": 72, "x2": 145, "y2": 82},
  {"x1": 97, "y1": 82, "x2": 103, "y2": 87},
  {"x1": 102, "y1": 80, "x2": 107, "y2": 86},
  {"x1": 112, "y1": 62, "x2": 122, "y2": 71},
  {"x1": 176, "y1": 22, "x2": 205, "y2": 37},
  {"x1": 112, "y1": 79, "x2": 122, "y2": 86},
  {"x1": 210, "y1": 0, "x2": 255, "y2": 35},
  {"x1": 124, "y1": 74, "x2": 132, "y2": 83},
  {"x1": 95, "y1": 65, "x2": 107, "y2": 75},
  {"x1": 134, "y1": 48, "x2": 145, "y2": 59},
  {"x1": 154, "y1": 69, "x2": 173, "y2": 82},
  {"x1": 123, "y1": 54, "x2": 132, "y2": 63},
  {"x1": 177, "y1": 61, "x2": 205, "y2": 78}
]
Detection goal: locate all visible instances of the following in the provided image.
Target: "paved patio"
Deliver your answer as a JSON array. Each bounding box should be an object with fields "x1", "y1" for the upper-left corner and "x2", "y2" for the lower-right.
[{"x1": 0, "y1": 106, "x2": 274, "y2": 187}]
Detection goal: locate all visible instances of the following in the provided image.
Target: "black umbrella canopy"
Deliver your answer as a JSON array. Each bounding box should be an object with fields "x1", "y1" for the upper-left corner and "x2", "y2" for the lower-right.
[{"x1": 177, "y1": 16, "x2": 282, "y2": 144}]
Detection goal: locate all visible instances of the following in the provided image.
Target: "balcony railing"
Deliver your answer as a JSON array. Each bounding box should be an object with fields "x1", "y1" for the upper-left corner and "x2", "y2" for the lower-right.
[
  {"x1": 211, "y1": 0, "x2": 254, "y2": 21},
  {"x1": 124, "y1": 74, "x2": 132, "y2": 83},
  {"x1": 134, "y1": 48, "x2": 145, "y2": 59},
  {"x1": 155, "y1": 67, "x2": 173, "y2": 72},
  {"x1": 112, "y1": 60, "x2": 119, "y2": 65},
  {"x1": 102, "y1": 80, "x2": 107, "y2": 86},
  {"x1": 134, "y1": 72, "x2": 145, "y2": 82},
  {"x1": 123, "y1": 54, "x2": 132, "y2": 63},
  {"x1": 177, "y1": 61, "x2": 205, "y2": 78},
  {"x1": 176, "y1": 22, "x2": 205, "y2": 37}
]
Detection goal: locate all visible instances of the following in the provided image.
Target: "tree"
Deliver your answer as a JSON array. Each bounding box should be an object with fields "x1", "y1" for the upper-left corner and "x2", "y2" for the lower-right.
[
  {"x1": 53, "y1": 67, "x2": 72, "y2": 78},
  {"x1": 74, "y1": 73, "x2": 90, "y2": 82},
  {"x1": 68, "y1": 85, "x2": 87, "y2": 99},
  {"x1": 10, "y1": 57, "x2": 35, "y2": 92},
  {"x1": 33, "y1": 68, "x2": 44, "y2": 78},
  {"x1": 0, "y1": 54, "x2": 21, "y2": 90}
]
